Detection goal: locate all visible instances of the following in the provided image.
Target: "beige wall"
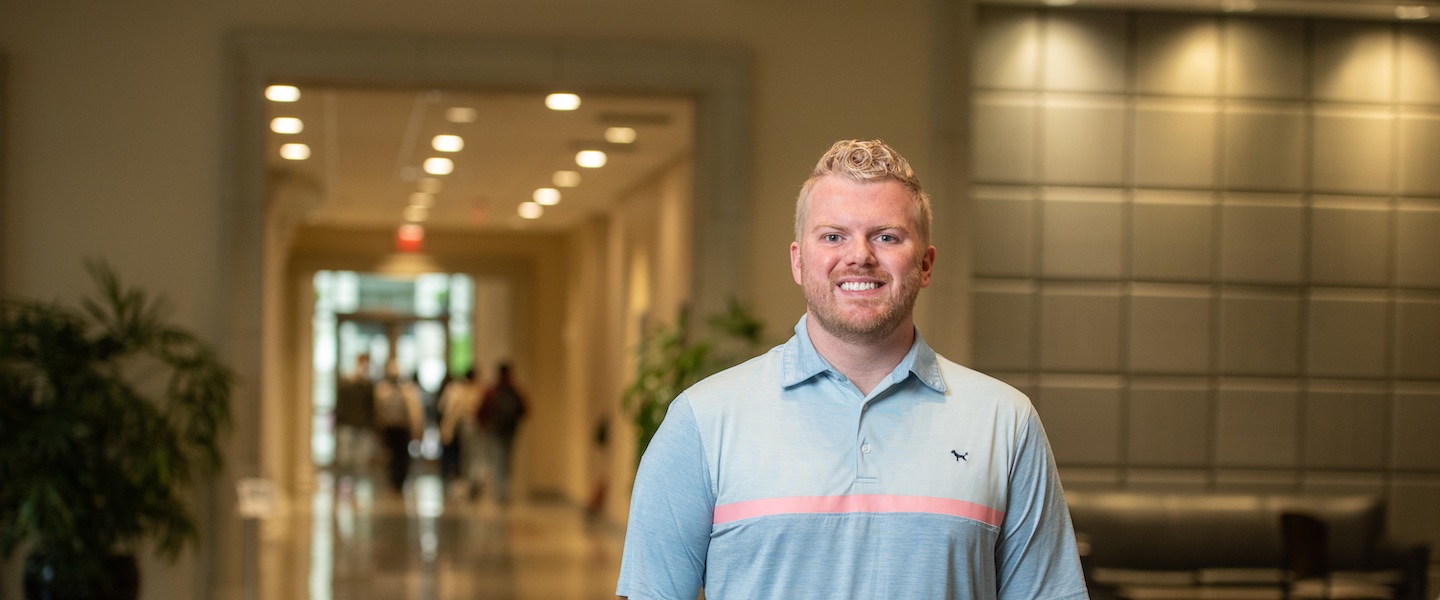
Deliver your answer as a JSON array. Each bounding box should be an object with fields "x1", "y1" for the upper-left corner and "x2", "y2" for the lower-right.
[
  {"x1": 557, "y1": 156, "x2": 696, "y2": 523},
  {"x1": 1, "y1": 1, "x2": 938, "y2": 594},
  {"x1": 5, "y1": 3, "x2": 938, "y2": 592},
  {"x1": 970, "y1": 7, "x2": 1440, "y2": 582},
  {"x1": 20, "y1": 1, "x2": 1438, "y2": 598}
]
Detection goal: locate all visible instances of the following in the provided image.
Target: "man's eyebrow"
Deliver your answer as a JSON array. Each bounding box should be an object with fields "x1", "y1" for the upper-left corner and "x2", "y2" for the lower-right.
[{"x1": 811, "y1": 221, "x2": 907, "y2": 230}]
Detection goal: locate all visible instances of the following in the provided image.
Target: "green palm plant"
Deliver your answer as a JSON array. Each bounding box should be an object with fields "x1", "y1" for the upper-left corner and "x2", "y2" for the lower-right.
[
  {"x1": 622, "y1": 298, "x2": 764, "y2": 462},
  {"x1": 0, "y1": 261, "x2": 234, "y2": 598}
]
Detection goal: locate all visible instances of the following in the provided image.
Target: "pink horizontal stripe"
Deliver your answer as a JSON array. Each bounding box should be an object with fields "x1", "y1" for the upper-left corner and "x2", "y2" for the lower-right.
[{"x1": 713, "y1": 494, "x2": 1004, "y2": 527}]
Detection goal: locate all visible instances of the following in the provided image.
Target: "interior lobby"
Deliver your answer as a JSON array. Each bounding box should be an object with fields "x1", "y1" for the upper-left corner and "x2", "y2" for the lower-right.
[{"x1": 3, "y1": 0, "x2": 1440, "y2": 598}]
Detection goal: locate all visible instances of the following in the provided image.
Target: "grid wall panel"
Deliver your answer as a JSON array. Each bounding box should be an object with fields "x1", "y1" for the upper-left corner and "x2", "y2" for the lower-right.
[{"x1": 970, "y1": 7, "x2": 1440, "y2": 549}]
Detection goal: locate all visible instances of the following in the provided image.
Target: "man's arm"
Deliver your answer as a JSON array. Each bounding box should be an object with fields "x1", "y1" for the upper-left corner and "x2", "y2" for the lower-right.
[
  {"x1": 995, "y1": 410, "x2": 1090, "y2": 600},
  {"x1": 615, "y1": 394, "x2": 714, "y2": 600}
]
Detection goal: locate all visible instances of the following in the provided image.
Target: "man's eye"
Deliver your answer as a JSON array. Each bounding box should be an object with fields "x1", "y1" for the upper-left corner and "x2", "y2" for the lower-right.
[
  {"x1": 822, "y1": 234, "x2": 842, "y2": 242},
  {"x1": 877, "y1": 234, "x2": 898, "y2": 243}
]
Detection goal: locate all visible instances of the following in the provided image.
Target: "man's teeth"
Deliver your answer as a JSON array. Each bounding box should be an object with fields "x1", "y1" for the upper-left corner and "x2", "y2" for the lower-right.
[{"x1": 839, "y1": 281, "x2": 878, "y2": 291}]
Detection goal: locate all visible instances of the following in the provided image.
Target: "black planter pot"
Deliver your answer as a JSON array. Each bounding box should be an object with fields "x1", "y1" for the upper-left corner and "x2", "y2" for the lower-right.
[{"x1": 22, "y1": 553, "x2": 139, "y2": 600}]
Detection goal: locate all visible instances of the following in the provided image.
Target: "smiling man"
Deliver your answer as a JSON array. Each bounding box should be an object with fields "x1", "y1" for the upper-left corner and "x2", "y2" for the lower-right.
[{"x1": 616, "y1": 140, "x2": 1089, "y2": 600}]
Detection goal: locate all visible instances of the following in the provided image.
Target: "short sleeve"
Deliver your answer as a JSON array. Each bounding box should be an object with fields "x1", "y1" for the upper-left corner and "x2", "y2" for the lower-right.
[
  {"x1": 616, "y1": 394, "x2": 715, "y2": 600},
  {"x1": 995, "y1": 410, "x2": 1091, "y2": 600}
]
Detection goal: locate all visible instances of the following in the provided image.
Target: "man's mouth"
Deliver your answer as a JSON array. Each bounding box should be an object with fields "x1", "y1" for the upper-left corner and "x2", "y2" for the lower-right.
[{"x1": 838, "y1": 281, "x2": 881, "y2": 291}]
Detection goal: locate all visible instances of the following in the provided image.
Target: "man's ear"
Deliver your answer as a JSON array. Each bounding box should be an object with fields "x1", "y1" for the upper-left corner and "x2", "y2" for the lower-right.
[
  {"x1": 918, "y1": 245, "x2": 936, "y2": 287},
  {"x1": 790, "y1": 241, "x2": 803, "y2": 285}
]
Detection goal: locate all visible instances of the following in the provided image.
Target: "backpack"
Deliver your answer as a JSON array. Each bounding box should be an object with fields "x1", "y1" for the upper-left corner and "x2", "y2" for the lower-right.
[
  {"x1": 377, "y1": 381, "x2": 410, "y2": 427},
  {"x1": 480, "y1": 384, "x2": 526, "y2": 435}
]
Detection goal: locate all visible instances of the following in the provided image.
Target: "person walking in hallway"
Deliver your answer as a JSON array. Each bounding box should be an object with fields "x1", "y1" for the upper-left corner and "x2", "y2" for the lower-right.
[
  {"x1": 616, "y1": 139, "x2": 1089, "y2": 600},
  {"x1": 333, "y1": 353, "x2": 377, "y2": 493},
  {"x1": 374, "y1": 358, "x2": 424, "y2": 494},
  {"x1": 477, "y1": 362, "x2": 527, "y2": 504},
  {"x1": 438, "y1": 368, "x2": 482, "y2": 497}
]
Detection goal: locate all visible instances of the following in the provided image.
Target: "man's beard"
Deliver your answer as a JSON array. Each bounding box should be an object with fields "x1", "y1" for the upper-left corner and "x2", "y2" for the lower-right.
[{"x1": 802, "y1": 262, "x2": 923, "y2": 346}]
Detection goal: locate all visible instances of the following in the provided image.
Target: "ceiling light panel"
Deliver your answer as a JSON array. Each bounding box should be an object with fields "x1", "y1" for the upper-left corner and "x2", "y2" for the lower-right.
[
  {"x1": 604, "y1": 127, "x2": 637, "y2": 144},
  {"x1": 279, "y1": 143, "x2": 311, "y2": 160},
  {"x1": 423, "y1": 157, "x2": 454, "y2": 175},
  {"x1": 518, "y1": 202, "x2": 544, "y2": 219},
  {"x1": 546, "y1": 93, "x2": 581, "y2": 111},
  {"x1": 404, "y1": 205, "x2": 429, "y2": 222},
  {"x1": 533, "y1": 188, "x2": 561, "y2": 206},
  {"x1": 553, "y1": 171, "x2": 581, "y2": 187},
  {"x1": 409, "y1": 192, "x2": 435, "y2": 208},
  {"x1": 265, "y1": 85, "x2": 301, "y2": 102},
  {"x1": 445, "y1": 107, "x2": 478, "y2": 123},
  {"x1": 432, "y1": 134, "x2": 464, "y2": 152},
  {"x1": 417, "y1": 178, "x2": 443, "y2": 194},
  {"x1": 576, "y1": 150, "x2": 607, "y2": 168},
  {"x1": 1396, "y1": 5, "x2": 1429, "y2": 19},
  {"x1": 270, "y1": 117, "x2": 304, "y2": 134}
]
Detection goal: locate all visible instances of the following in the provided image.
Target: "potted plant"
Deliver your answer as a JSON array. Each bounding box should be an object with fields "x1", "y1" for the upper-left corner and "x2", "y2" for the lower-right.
[
  {"x1": 623, "y1": 298, "x2": 764, "y2": 461},
  {"x1": 0, "y1": 261, "x2": 234, "y2": 600}
]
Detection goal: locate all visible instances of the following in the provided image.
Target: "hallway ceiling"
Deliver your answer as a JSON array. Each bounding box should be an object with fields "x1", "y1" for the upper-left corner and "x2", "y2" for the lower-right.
[
  {"x1": 984, "y1": 0, "x2": 1437, "y2": 21},
  {"x1": 265, "y1": 87, "x2": 694, "y2": 233}
]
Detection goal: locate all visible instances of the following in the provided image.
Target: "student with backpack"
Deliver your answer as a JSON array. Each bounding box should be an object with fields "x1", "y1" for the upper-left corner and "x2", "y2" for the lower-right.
[
  {"x1": 373, "y1": 358, "x2": 424, "y2": 494},
  {"x1": 477, "y1": 362, "x2": 527, "y2": 504}
]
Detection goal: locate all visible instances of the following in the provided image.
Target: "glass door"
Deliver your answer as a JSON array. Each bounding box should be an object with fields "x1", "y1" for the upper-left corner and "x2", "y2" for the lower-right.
[{"x1": 312, "y1": 271, "x2": 473, "y2": 467}]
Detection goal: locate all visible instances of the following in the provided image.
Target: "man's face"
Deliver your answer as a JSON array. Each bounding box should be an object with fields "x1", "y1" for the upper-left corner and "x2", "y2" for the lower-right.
[{"x1": 790, "y1": 176, "x2": 935, "y2": 345}]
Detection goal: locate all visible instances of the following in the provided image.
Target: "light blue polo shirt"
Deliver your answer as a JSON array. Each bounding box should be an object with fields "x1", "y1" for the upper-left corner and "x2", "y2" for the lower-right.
[{"x1": 616, "y1": 316, "x2": 1088, "y2": 600}]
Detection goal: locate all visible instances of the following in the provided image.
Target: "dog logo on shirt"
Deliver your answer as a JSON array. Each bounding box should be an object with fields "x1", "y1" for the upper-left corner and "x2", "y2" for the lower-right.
[{"x1": 950, "y1": 450, "x2": 968, "y2": 462}]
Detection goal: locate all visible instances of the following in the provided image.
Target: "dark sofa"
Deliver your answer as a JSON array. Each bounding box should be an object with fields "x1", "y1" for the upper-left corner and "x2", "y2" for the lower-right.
[{"x1": 1065, "y1": 490, "x2": 1430, "y2": 600}]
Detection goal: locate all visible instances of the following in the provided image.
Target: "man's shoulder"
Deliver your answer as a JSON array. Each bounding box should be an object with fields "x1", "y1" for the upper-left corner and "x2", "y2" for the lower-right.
[
  {"x1": 930, "y1": 352, "x2": 1034, "y2": 409},
  {"x1": 681, "y1": 344, "x2": 785, "y2": 402}
]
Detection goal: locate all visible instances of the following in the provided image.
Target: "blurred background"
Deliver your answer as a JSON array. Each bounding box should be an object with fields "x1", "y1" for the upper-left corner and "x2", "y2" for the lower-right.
[{"x1": 2, "y1": 0, "x2": 1439, "y2": 598}]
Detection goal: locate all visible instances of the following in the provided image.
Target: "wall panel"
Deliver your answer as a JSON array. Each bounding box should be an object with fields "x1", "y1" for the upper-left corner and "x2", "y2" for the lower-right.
[{"x1": 971, "y1": 5, "x2": 1440, "y2": 558}]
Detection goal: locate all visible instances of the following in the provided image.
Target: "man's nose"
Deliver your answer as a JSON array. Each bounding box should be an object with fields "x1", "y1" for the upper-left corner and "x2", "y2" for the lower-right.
[{"x1": 843, "y1": 238, "x2": 877, "y2": 265}]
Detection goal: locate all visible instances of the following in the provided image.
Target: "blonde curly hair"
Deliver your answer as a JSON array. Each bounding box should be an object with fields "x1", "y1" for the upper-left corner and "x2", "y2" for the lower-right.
[{"x1": 794, "y1": 139, "x2": 932, "y2": 245}]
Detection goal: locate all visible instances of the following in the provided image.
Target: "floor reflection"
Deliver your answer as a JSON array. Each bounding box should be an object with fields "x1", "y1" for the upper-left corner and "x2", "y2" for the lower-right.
[{"x1": 255, "y1": 469, "x2": 624, "y2": 600}]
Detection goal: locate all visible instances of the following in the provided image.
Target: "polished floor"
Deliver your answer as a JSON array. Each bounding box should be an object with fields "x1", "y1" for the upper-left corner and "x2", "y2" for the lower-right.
[{"x1": 247, "y1": 467, "x2": 625, "y2": 600}]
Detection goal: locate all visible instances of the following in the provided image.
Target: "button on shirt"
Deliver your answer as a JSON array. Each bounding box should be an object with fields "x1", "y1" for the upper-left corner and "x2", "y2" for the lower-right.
[{"x1": 616, "y1": 315, "x2": 1089, "y2": 600}]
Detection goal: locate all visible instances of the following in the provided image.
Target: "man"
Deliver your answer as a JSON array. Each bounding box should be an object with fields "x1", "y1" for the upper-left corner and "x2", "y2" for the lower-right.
[
  {"x1": 333, "y1": 353, "x2": 376, "y2": 489},
  {"x1": 616, "y1": 140, "x2": 1088, "y2": 600},
  {"x1": 438, "y1": 368, "x2": 483, "y2": 498},
  {"x1": 373, "y1": 358, "x2": 425, "y2": 493},
  {"x1": 477, "y1": 362, "x2": 528, "y2": 504}
]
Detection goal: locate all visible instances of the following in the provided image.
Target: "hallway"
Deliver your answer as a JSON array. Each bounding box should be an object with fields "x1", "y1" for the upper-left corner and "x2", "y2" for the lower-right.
[{"x1": 244, "y1": 468, "x2": 625, "y2": 600}]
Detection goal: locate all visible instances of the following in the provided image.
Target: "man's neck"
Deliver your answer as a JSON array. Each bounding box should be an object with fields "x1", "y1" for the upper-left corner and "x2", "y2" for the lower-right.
[{"x1": 805, "y1": 313, "x2": 915, "y2": 396}]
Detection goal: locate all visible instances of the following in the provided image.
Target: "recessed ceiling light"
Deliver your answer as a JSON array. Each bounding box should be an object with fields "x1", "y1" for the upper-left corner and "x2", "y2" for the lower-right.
[
  {"x1": 1042, "y1": 0, "x2": 1077, "y2": 5},
  {"x1": 533, "y1": 188, "x2": 561, "y2": 206},
  {"x1": 404, "y1": 205, "x2": 429, "y2": 223},
  {"x1": 279, "y1": 143, "x2": 310, "y2": 160},
  {"x1": 1220, "y1": 0, "x2": 1256, "y2": 12},
  {"x1": 417, "y1": 178, "x2": 444, "y2": 194},
  {"x1": 409, "y1": 192, "x2": 435, "y2": 208},
  {"x1": 553, "y1": 170, "x2": 581, "y2": 188},
  {"x1": 518, "y1": 202, "x2": 544, "y2": 219},
  {"x1": 432, "y1": 134, "x2": 464, "y2": 153},
  {"x1": 1396, "y1": 5, "x2": 1429, "y2": 19},
  {"x1": 423, "y1": 157, "x2": 454, "y2": 175},
  {"x1": 445, "y1": 107, "x2": 478, "y2": 123},
  {"x1": 546, "y1": 93, "x2": 581, "y2": 111},
  {"x1": 604, "y1": 127, "x2": 638, "y2": 144},
  {"x1": 265, "y1": 85, "x2": 301, "y2": 102},
  {"x1": 270, "y1": 117, "x2": 303, "y2": 134},
  {"x1": 576, "y1": 150, "x2": 607, "y2": 168},
  {"x1": 601, "y1": 126, "x2": 636, "y2": 143}
]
